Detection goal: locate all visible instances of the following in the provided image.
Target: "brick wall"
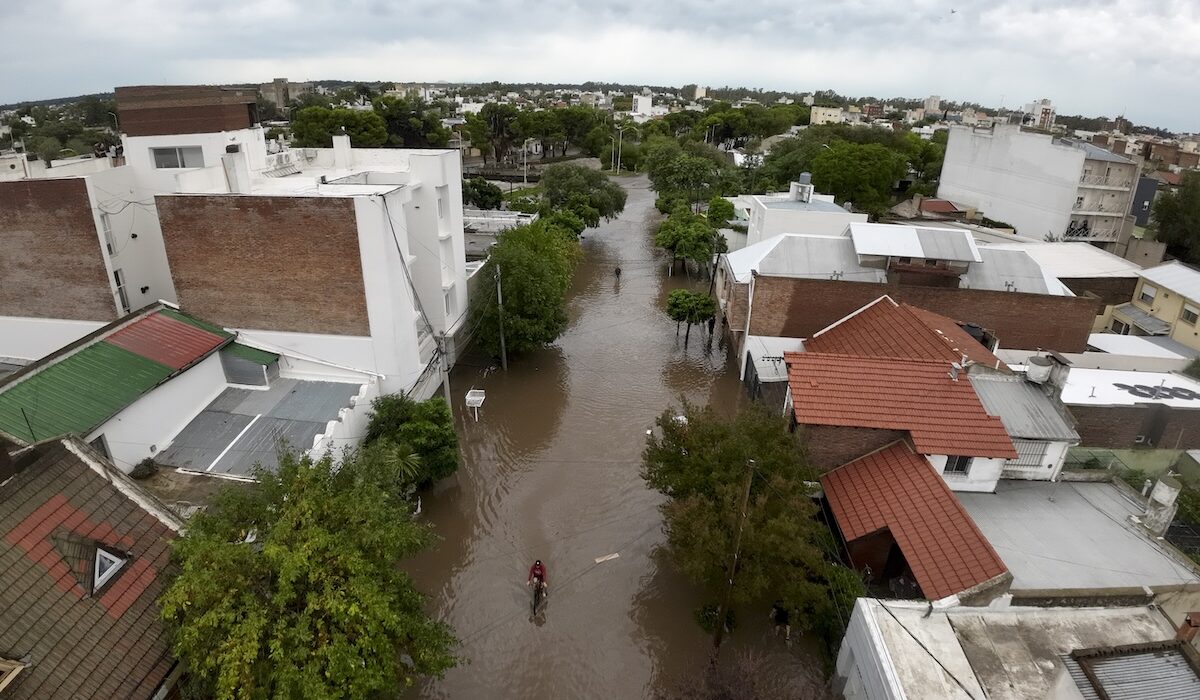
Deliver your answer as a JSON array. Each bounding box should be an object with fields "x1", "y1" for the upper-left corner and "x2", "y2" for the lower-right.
[
  {"x1": 1158, "y1": 407, "x2": 1200, "y2": 450},
  {"x1": 116, "y1": 85, "x2": 256, "y2": 137},
  {"x1": 802, "y1": 425, "x2": 909, "y2": 470},
  {"x1": 157, "y1": 195, "x2": 370, "y2": 335},
  {"x1": 1068, "y1": 405, "x2": 1149, "y2": 448},
  {"x1": 1062, "y1": 276, "x2": 1138, "y2": 306},
  {"x1": 747, "y1": 274, "x2": 1100, "y2": 352},
  {"x1": 0, "y1": 179, "x2": 115, "y2": 320}
]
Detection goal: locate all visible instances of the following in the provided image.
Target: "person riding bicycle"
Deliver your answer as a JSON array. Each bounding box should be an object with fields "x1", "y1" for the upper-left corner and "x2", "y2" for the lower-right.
[{"x1": 527, "y1": 560, "x2": 548, "y2": 595}]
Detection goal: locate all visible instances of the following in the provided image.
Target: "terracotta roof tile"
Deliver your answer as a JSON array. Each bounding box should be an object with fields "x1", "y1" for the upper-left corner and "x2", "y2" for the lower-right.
[
  {"x1": 919, "y1": 198, "x2": 961, "y2": 214},
  {"x1": 823, "y1": 441, "x2": 1008, "y2": 599},
  {"x1": 805, "y1": 296, "x2": 1005, "y2": 369},
  {"x1": 785, "y1": 351, "x2": 1017, "y2": 458}
]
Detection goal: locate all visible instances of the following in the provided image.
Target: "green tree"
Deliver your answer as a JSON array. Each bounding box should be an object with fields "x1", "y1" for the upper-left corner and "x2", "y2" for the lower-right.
[
  {"x1": 290, "y1": 106, "x2": 388, "y2": 148},
  {"x1": 478, "y1": 103, "x2": 520, "y2": 163},
  {"x1": 1153, "y1": 171, "x2": 1200, "y2": 263},
  {"x1": 643, "y1": 403, "x2": 863, "y2": 654},
  {"x1": 462, "y1": 176, "x2": 503, "y2": 209},
  {"x1": 810, "y1": 141, "x2": 908, "y2": 216},
  {"x1": 665, "y1": 289, "x2": 717, "y2": 343},
  {"x1": 655, "y1": 205, "x2": 718, "y2": 273},
  {"x1": 707, "y1": 196, "x2": 735, "y2": 226},
  {"x1": 372, "y1": 95, "x2": 451, "y2": 148},
  {"x1": 159, "y1": 449, "x2": 456, "y2": 699},
  {"x1": 475, "y1": 221, "x2": 580, "y2": 357},
  {"x1": 364, "y1": 394, "x2": 460, "y2": 486},
  {"x1": 540, "y1": 163, "x2": 627, "y2": 225}
]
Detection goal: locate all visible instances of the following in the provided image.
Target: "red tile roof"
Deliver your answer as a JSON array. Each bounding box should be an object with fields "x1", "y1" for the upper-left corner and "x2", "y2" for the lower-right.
[
  {"x1": 785, "y1": 351, "x2": 1017, "y2": 458},
  {"x1": 805, "y1": 296, "x2": 1006, "y2": 368},
  {"x1": 0, "y1": 440, "x2": 180, "y2": 699},
  {"x1": 822, "y1": 441, "x2": 1008, "y2": 599},
  {"x1": 104, "y1": 310, "x2": 228, "y2": 370},
  {"x1": 919, "y1": 198, "x2": 961, "y2": 214}
]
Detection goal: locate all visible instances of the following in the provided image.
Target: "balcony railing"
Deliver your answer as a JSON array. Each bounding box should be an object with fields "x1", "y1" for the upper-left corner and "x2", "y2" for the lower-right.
[
  {"x1": 1079, "y1": 174, "x2": 1131, "y2": 188},
  {"x1": 1064, "y1": 227, "x2": 1119, "y2": 242}
]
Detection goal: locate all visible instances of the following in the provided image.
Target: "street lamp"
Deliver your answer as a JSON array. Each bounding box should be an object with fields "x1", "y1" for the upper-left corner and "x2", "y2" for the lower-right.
[
  {"x1": 107, "y1": 111, "x2": 119, "y2": 134},
  {"x1": 608, "y1": 135, "x2": 618, "y2": 173},
  {"x1": 615, "y1": 124, "x2": 639, "y2": 174}
]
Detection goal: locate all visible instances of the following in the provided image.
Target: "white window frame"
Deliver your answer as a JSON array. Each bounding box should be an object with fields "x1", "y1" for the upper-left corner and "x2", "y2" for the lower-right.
[
  {"x1": 944, "y1": 455, "x2": 972, "y2": 475},
  {"x1": 0, "y1": 659, "x2": 27, "y2": 694},
  {"x1": 1183, "y1": 304, "x2": 1199, "y2": 325},
  {"x1": 1139, "y1": 283, "x2": 1157, "y2": 306},
  {"x1": 93, "y1": 547, "x2": 126, "y2": 593},
  {"x1": 1110, "y1": 319, "x2": 1130, "y2": 335},
  {"x1": 151, "y1": 146, "x2": 204, "y2": 169},
  {"x1": 100, "y1": 213, "x2": 115, "y2": 255},
  {"x1": 113, "y1": 268, "x2": 130, "y2": 314}
]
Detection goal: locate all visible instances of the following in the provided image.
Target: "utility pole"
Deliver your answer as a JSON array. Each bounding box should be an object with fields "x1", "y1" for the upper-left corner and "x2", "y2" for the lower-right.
[
  {"x1": 437, "y1": 332, "x2": 452, "y2": 404},
  {"x1": 495, "y1": 266, "x2": 508, "y2": 371},
  {"x1": 712, "y1": 459, "x2": 756, "y2": 653}
]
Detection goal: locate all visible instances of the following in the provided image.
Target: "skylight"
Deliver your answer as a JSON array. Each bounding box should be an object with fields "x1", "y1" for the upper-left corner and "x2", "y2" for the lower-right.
[{"x1": 93, "y1": 547, "x2": 126, "y2": 593}]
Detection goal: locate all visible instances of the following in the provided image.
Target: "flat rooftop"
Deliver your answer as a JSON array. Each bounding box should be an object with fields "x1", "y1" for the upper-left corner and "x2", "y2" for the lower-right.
[
  {"x1": 1060, "y1": 367, "x2": 1200, "y2": 407},
  {"x1": 156, "y1": 378, "x2": 362, "y2": 478},
  {"x1": 756, "y1": 194, "x2": 849, "y2": 213},
  {"x1": 958, "y1": 481, "x2": 1198, "y2": 590}
]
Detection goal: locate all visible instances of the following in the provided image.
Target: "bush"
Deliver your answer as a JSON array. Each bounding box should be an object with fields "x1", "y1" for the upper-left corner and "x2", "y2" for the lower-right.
[
  {"x1": 656, "y1": 194, "x2": 685, "y2": 214},
  {"x1": 463, "y1": 176, "x2": 503, "y2": 210},
  {"x1": 130, "y1": 458, "x2": 157, "y2": 480},
  {"x1": 365, "y1": 394, "x2": 459, "y2": 486}
]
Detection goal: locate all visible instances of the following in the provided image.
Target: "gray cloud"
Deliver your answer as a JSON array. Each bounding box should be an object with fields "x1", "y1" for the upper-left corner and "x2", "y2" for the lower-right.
[{"x1": 0, "y1": 0, "x2": 1195, "y2": 130}]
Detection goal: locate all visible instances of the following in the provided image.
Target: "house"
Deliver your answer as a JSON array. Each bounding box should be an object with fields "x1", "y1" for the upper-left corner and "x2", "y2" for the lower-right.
[
  {"x1": 938, "y1": 124, "x2": 1139, "y2": 253},
  {"x1": 0, "y1": 437, "x2": 185, "y2": 699},
  {"x1": 783, "y1": 351, "x2": 1017, "y2": 487},
  {"x1": 822, "y1": 440, "x2": 1011, "y2": 602},
  {"x1": 967, "y1": 373, "x2": 1080, "y2": 480},
  {"x1": 0, "y1": 303, "x2": 374, "y2": 477},
  {"x1": 837, "y1": 599, "x2": 1200, "y2": 700},
  {"x1": 715, "y1": 223, "x2": 1101, "y2": 357},
  {"x1": 744, "y1": 176, "x2": 868, "y2": 246},
  {"x1": 1110, "y1": 261, "x2": 1200, "y2": 353}
]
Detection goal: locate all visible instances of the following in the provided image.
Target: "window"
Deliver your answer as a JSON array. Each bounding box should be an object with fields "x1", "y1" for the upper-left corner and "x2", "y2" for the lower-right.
[
  {"x1": 1183, "y1": 304, "x2": 1199, "y2": 325},
  {"x1": 444, "y1": 290, "x2": 454, "y2": 319},
  {"x1": 113, "y1": 269, "x2": 130, "y2": 314},
  {"x1": 0, "y1": 659, "x2": 27, "y2": 694},
  {"x1": 100, "y1": 213, "x2": 115, "y2": 255},
  {"x1": 93, "y1": 546, "x2": 126, "y2": 594},
  {"x1": 1139, "y1": 283, "x2": 1157, "y2": 306},
  {"x1": 1110, "y1": 319, "x2": 1130, "y2": 335},
  {"x1": 151, "y1": 146, "x2": 204, "y2": 169},
  {"x1": 944, "y1": 455, "x2": 972, "y2": 475},
  {"x1": 924, "y1": 258, "x2": 939, "y2": 267},
  {"x1": 437, "y1": 196, "x2": 445, "y2": 220},
  {"x1": 896, "y1": 256, "x2": 912, "y2": 265}
]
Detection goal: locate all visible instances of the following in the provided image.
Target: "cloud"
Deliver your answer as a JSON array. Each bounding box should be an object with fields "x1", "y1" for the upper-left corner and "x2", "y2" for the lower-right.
[{"x1": 0, "y1": 0, "x2": 1195, "y2": 130}]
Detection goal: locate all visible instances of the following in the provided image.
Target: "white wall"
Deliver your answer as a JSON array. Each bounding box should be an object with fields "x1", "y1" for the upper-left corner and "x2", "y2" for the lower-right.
[
  {"x1": 0, "y1": 316, "x2": 107, "y2": 360},
  {"x1": 938, "y1": 125, "x2": 1083, "y2": 240},
  {"x1": 747, "y1": 198, "x2": 868, "y2": 246},
  {"x1": 926, "y1": 454, "x2": 1006, "y2": 493},
  {"x1": 85, "y1": 166, "x2": 178, "y2": 310},
  {"x1": 231, "y1": 328, "x2": 381, "y2": 379},
  {"x1": 811, "y1": 107, "x2": 843, "y2": 125},
  {"x1": 87, "y1": 353, "x2": 227, "y2": 473},
  {"x1": 837, "y1": 599, "x2": 903, "y2": 700},
  {"x1": 122, "y1": 127, "x2": 267, "y2": 194},
  {"x1": 1001, "y1": 440, "x2": 1071, "y2": 481},
  {"x1": 309, "y1": 378, "x2": 378, "y2": 459}
]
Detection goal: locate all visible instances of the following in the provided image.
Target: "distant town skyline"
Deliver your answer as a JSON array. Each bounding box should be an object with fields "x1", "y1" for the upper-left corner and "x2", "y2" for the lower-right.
[{"x1": 2, "y1": 0, "x2": 1196, "y2": 132}]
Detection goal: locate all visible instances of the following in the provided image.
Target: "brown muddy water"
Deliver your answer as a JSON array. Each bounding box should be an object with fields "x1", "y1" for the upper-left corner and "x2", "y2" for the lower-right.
[{"x1": 406, "y1": 175, "x2": 827, "y2": 698}]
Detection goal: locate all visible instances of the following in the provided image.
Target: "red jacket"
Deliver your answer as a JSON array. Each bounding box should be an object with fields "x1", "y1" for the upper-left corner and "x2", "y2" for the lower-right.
[{"x1": 528, "y1": 563, "x2": 547, "y2": 584}]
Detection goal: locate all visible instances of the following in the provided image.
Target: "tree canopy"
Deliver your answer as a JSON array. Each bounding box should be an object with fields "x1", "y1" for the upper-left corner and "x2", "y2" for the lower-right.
[
  {"x1": 290, "y1": 106, "x2": 388, "y2": 148},
  {"x1": 655, "y1": 205, "x2": 721, "y2": 272},
  {"x1": 642, "y1": 403, "x2": 863, "y2": 653},
  {"x1": 809, "y1": 141, "x2": 908, "y2": 216},
  {"x1": 159, "y1": 448, "x2": 456, "y2": 700},
  {"x1": 1152, "y1": 171, "x2": 1200, "y2": 264},
  {"x1": 463, "y1": 176, "x2": 503, "y2": 209},
  {"x1": 665, "y1": 289, "x2": 717, "y2": 343},
  {"x1": 540, "y1": 163, "x2": 628, "y2": 225},
  {"x1": 707, "y1": 196, "x2": 735, "y2": 226},
  {"x1": 372, "y1": 95, "x2": 451, "y2": 148},
  {"x1": 365, "y1": 394, "x2": 460, "y2": 487}
]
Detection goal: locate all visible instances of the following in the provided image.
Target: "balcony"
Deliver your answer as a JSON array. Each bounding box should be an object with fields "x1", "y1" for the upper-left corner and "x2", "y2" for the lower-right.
[
  {"x1": 1063, "y1": 227, "x2": 1119, "y2": 243},
  {"x1": 1078, "y1": 174, "x2": 1131, "y2": 190}
]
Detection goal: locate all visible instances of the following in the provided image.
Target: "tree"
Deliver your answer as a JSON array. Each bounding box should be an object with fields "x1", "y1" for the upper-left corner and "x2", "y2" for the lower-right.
[
  {"x1": 642, "y1": 402, "x2": 863, "y2": 654},
  {"x1": 475, "y1": 221, "x2": 580, "y2": 357},
  {"x1": 1152, "y1": 171, "x2": 1200, "y2": 263},
  {"x1": 478, "y1": 103, "x2": 520, "y2": 163},
  {"x1": 463, "y1": 176, "x2": 503, "y2": 209},
  {"x1": 665, "y1": 289, "x2": 717, "y2": 343},
  {"x1": 364, "y1": 394, "x2": 460, "y2": 486},
  {"x1": 290, "y1": 106, "x2": 388, "y2": 148},
  {"x1": 707, "y1": 196, "x2": 735, "y2": 226},
  {"x1": 372, "y1": 95, "x2": 451, "y2": 148},
  {"x1": 540, "y1": 163, "x2": 627, "y2": 225},
  {"x1": 656, "y1": 205, "x2": 719, "y2": 274},
  {"x1": 810, "y1": 141, "x2": 908, "y2": 216},
  {"x1": 159, "y1": 449, "x2": 457, "y2": 699}
]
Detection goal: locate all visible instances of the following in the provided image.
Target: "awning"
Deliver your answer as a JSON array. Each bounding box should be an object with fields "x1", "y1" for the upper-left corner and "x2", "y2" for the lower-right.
[{"x1": 1112, "y1": 303, "x2": 1171, "y2": 335}]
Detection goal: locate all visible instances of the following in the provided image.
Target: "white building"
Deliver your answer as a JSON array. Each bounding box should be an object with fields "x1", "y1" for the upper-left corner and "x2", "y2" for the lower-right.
[
  {"x1": 810, "y1": 106, "x2": 843, "y2": 125},
  {"x1": 938, "y1": 124, "x2": 1138, "y2": 251},
  {"x1": 1022, "y1": 97, "x2": 1057, "y2": 130},
  {"x1": 745, "y1": 178, "x2": 868, "y2": 246},
  {"x1": 923, "y1": 95, "x2": 941, "y2": 114}
]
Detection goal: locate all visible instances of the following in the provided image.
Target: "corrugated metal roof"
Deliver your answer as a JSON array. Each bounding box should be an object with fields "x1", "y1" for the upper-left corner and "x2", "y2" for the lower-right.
[
  {"x1": 968, "y1": 374, "x2": 1080, "y2": 442},
  {"x1": 963, "y1": 248, "x2": 1057, "y2": 295},
  {"x1": 1070, "y1": 645, "x2": 1200, "y2": 700},
  {"x1": 916, "y1": 227, "x2": 981, "y2": 262},
  {"x1": 158, "y1": 307, "x2": 231, "y2": 337},
  {"x1": 848, "y1": 222, "x2": 983, "y2": 263},
  {"x1": 1139, "y1": 260, "x2": 1200, "y2": 302},
  {"x1": 105, "y1": 312, "x2": 228, "y2": 370},
  {"x1": 222, "y1": 342, "x2": 279, "y2": 365},
  {"x1": 0, "y1": 343, "x2": 172, "y2": 443},
  {"x1": 1112, "y1": 303, "x2": 1172, "y2": 335}
]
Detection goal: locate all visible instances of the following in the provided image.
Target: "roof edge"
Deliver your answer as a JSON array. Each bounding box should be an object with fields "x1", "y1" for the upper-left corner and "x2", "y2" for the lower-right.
[
  {"x1": 809, "y1": 295, "x2": 899, "y2": 340},
  {"x1": 63, "y1": 437, "x2": 185, "y2": 532}
]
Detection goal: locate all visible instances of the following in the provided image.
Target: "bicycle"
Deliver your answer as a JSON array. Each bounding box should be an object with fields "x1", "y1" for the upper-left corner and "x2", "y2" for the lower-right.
[{"x1": 530, "y1": 576, "x2": 547, "y2": 616}]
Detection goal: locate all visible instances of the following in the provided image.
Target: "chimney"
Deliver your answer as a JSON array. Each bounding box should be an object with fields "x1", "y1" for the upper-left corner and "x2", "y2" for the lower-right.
[
  {"x1": 333, "y1": 133, "x2": 352, "y2": 170},
  {"x1": 1177, "y1": 612, "x2": 1200, "y2": 643}
]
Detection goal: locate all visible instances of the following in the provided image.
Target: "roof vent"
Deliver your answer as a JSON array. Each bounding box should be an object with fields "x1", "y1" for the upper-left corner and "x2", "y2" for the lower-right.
[{"x1": 1026, "y1": 356, "x2": 1053, "y2": 384}]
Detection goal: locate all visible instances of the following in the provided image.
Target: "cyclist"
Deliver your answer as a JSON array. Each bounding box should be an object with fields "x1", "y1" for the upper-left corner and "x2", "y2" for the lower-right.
[{"x1": 527, "y1": 559, "x2": 548, "y2": 596}]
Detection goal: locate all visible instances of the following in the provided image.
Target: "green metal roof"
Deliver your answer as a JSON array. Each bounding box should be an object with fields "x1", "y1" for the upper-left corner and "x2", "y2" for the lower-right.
[
  {"x1": 0, "y1": 343, "x2": 173, "y2": 443},
  {"x1": 222, "y1": 342, "x2": 279, "y2": 365}
]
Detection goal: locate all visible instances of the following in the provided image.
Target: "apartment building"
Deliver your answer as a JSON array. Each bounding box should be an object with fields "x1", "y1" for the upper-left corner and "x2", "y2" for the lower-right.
[
  {"x1": 938, "y1": 124, "x2": 1138, "y2": 253},
  {"x1": 809, "y1": 106, "x2": 843, "y2": 125},
  {"x1": 1110, "y1": 260, "x2": 1200, "y2": 352}
]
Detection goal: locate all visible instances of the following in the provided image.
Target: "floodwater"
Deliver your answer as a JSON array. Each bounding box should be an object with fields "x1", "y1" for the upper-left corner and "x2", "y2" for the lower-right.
[{"x1": 406, "y1": 174, "x2": 826, "y2": 698}]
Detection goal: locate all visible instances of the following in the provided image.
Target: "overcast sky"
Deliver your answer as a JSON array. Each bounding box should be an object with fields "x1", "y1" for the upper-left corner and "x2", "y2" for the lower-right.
[{"x1": 2, "y1": 0, "x2": 1196, "y2": 131}]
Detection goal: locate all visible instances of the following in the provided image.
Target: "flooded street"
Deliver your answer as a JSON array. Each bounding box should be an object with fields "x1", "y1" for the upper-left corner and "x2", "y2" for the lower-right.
[{"x1": 407, "y1": 174, "x2": 819, "y2": 698}]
